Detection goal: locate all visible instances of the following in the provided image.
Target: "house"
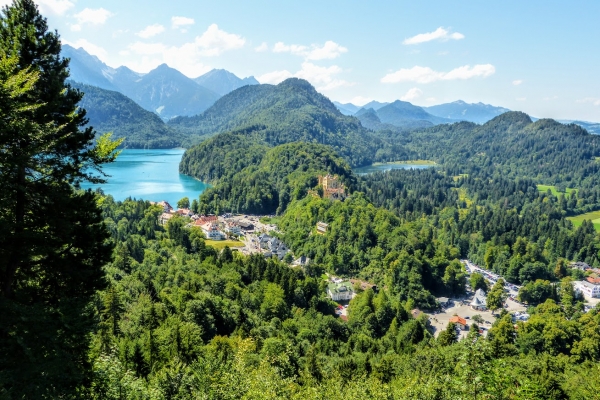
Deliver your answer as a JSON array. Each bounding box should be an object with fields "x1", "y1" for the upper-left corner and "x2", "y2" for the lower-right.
[
  {"x1": 175, "y1": 208, "x2": 193, "y2": 217},
  {"x1": 194, "y1": 215, "x2": 218, "y2": 227},
  {"x1": 156, "y1": 201, "x2": 173, "y2": 213},
  {"x1": 319, "y1": 174, "x2": 346, "y2": 200},
  {"x1": 238, "y1": 221, "x2": 254, "y2": 231},
  {"x1": 201, "y1": 222, "x2": 223, "y2": 240},
  {"x1": 449, "y1": 316, "x2": 468, "y2": 330},
  {"x1": 574, "y1": 281, "x2": 600, "y2": 298},
  {"x1": 586, "y1": 276, "x2": 600, "y2": 285},
  {"x1": 159, "y1": 212, "x2": 174, "y2": 225},
  {"x1": 316, "y1": 221, "x2": 328, "y2": 235},
  {"x1": 225, "y1": 221, "x2": 242, "y2": 236},
  {"x1": 570, "y1": 261, "x2": 591, "y2": 271},
  {"x1": 327, "y1": 281, "x2": 354, "y2": 301},
  {"x1": 258, "y1": 234, "x2": 289, "y2": 260},
  {"x1": 437, "y1": 297, "x2": 450, "y2": 307},
  {"x1": 471, "y1": 289, "x2": 487, "y2": 311}
]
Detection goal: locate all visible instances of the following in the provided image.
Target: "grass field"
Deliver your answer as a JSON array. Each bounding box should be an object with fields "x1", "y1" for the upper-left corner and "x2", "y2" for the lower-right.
[
  {"x1": 567, "y1": 210, "x2": 600, "y2": 231},
  {"x1": 205, "y1": 239, "x2": 244, "y2": 250},
  {"x1": 537, "y1": 184, "x2": 575, "y2": 197}
]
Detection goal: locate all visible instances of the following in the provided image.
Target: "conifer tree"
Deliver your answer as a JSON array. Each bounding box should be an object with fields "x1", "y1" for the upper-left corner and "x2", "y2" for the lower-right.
[{"x1": 0, "y1": 1, "x2": 120, "y2": 397}]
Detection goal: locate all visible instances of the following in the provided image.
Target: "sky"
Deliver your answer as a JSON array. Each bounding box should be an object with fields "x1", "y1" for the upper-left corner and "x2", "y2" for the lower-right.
[{"x1": 3, "y1": 0, "x2": 600, "y2": 121}]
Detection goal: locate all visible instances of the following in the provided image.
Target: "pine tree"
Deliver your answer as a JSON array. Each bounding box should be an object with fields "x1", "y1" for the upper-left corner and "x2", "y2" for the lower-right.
[{"x1": 0, "y1": 1, "x2": 120, "y2": 397}]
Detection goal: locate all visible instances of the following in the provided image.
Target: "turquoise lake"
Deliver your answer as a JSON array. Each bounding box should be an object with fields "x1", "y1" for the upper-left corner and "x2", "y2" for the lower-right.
[
  {"x1": 353, "y1": 163, "x2": 434, "y2": 175},
  {"x1": 81, "y1": 149, "x2": 209, "y2": 206}
]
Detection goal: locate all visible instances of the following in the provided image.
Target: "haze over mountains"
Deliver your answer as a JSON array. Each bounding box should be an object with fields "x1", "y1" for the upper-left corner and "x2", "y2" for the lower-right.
[
  {"x1": 62, "y1": 44, "x2": 258, "y2": 120},
  {"x1": 63, "y1": 45, "x2": 599, "y2": 146}
]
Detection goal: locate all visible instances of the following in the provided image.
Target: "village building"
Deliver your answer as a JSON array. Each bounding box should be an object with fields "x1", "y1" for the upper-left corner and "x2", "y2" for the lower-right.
[
  {"x1": 175, "y1": 208, "x2": 193, "y2": 217},
  {"x1": 316, "y1": 221, "x2": 329, "y2": 235},
  {"x1": 318, "y1": 174, "x2": 346, "y2": 200},
  {"x1": 258, "y1": 234, "x2": 290, "y2": 260},
  {"x1": 471, "y1": 289, "x2": 487, "y2": 311},
  {"x1": 437, "y1": 297, "x2": 450, "y2": 307},
  {"x1": 574, "y1": 280, "x2": 600, "y2": 298},
  {"x1": 225, "y1": 221, "x2": 242, "y2": 236},
  {"x1": 449, "y1": 316, "x2": 469, "y2": 330},
  {"x1": 586, "y1": 276, "x2": 600, "y2": 285},
  {"x1": 159, "y1": 212, "x2": 174, "y2": 225},
  {"x1": 194, "y1": 215, "x2": 218, "y2": 227},
  {"x1": 201, "y1": 222, "x2": 224, "y2": 241},
  {"x1": 570, "y1": 261, "x2": 591, "y2": 271},
  {"x1": 156, "y1": 201, "x2": 173, "y2": 213},
  {"x1": 327, "y1": 281, "x2": 354, "y2": 301}
]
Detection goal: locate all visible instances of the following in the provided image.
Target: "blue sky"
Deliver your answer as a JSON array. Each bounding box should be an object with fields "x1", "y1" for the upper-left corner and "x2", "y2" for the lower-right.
[{"x1": 6, "y1": 0, "x2": 600, "y2": 121}]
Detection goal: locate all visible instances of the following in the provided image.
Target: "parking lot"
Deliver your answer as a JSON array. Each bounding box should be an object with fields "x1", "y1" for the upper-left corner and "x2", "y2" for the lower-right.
[{"x1": 428, "y1": 296, "x2": 527, "y2": 338}]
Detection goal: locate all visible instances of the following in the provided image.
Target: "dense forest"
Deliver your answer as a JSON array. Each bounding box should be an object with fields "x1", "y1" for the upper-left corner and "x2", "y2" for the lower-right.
[
  {"x1": 176, "y1": 78, "x2": 408, "y2": 169},
  {"x1": 3, "y1": 1, "x2": 600, "y2": 398},
  {"x1": 398, "y1": 112, "x2": 600, "y2": 188},
  {"x1": 73, "y1": 82, "x2": 186, "y2": 149}
]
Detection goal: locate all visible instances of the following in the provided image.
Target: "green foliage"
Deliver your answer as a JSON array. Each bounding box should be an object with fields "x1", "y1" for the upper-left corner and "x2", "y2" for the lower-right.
[
  {"x1": 174, "y1": 78, "x2": 405, "y2": 168},
  {"x1": 470, "y1": 272, "x2": 488, "y2": 292},
  {"x1": 400, "y1": 112, "x2": 600, "y2": 188},
  {"x1": 72, "y1": 82, "x2": 186, "y2": 148},
  {"x1": 194, "y1": 141, "x2": 355, "y2": 215},
  {"x1": 487, "y1": 279, "x2": 508, "y2": 313},
  {"x1": 0, "y1": 1, "x2": 116, "y2": 396}
]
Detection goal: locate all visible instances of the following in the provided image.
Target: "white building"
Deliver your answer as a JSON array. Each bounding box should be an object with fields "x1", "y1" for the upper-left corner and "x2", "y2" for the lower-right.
[
  {"x1": 327, "y1": 281, "x2": 354, "y2": 301},
  {"x1": 201, "y1": 222, "x2": 224, "y2": 240},
  {"x1": 574, "y1": 280, "x2": 600, "y2": 298},
  {"x1": 471, "y1": 289, "x2": 487, "y2": 311},
  {"x1": 225, "y1": 221, "x2": 242, "y2": 236}
]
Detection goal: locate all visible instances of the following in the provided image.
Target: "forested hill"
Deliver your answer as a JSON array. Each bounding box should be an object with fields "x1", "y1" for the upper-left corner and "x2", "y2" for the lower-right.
[
  {"x1": 172, "y1": 78, "x2": 404, "y2": 167},
  {"x1": 403, "y1": 111, "x2": 600, "y2": 187},
  {"x1": 73, "y1": 82, "x2": 185, "y2": 148},
  {"x1": 194, "y1": 142, "x2": 355, "y2": 215}
]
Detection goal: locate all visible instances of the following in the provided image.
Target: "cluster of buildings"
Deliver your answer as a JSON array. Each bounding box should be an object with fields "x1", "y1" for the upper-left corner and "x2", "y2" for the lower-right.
[
  {"x1": 258, "y1": 234, "x2": 289, "y2": 260},
  {"x1": 570, "y1": 261, "x2": 600, "y2": 298},
  {"x1": 153, "y1": 201, "x2": 252, "y2": 241}
]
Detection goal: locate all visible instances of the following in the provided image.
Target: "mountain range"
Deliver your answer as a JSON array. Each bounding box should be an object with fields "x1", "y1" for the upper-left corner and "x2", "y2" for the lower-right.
[
  {"x1": 62, "y1": 44, "x2": 258, "y2": 119},
  {"x1": 334, "y1": 99, "x2": 510, "y2": 126}
]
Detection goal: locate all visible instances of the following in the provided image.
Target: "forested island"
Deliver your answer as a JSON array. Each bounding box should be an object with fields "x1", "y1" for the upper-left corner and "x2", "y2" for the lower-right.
[{"x1": 2, "y1": 1, "x2": 600, "y2": 399}]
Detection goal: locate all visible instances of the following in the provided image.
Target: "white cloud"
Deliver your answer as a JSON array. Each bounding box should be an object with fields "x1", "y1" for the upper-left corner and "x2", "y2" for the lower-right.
[
  {"x1": 272, "y1": 40, "x2": 348, "y2": 60},
  {"x1": 307, "y1": 41, "x2": 348, "y2": 60},
  {"x1": 257, "y1": 70, "x2": 294, "y2": 84},
  {"x1": 425, "y1": 97, "x2": 437, "y2": 103},
  {"x1": 381, "y1": 64, "x2": 495, "y2": 84},
  {"x1": 137, "y1": 24, "x2": 165, "y2": 39},
  {"x1": 255, "y1": 42, "x2": 268, "y2": 52},
  {"x1": 273, "y1": 42, "x2": 308, "y2": 56},
  {"x1": 125, "y1": 24, "x2": 245, "y2": 76},
  {"x1": 172, "y1": 16, "x2": 194, "y2": 29},
  {"x1": 513, "y1": 79, "x2": 523, "y2": 86},
  {"x1": 349, "y1": 96, "x2": 373, "y2": 106},
  {"x1": 403, "y1": 27, "x2": 465, "y2": 45},
  {"x1": 36, "y1": 0, "x2": 74, "y2": 15},
  {"x1": 72, "y1": 7, "x2": 112, "y2": 31},
  {"x1": 400, "y1": 88, "x2": 423, "y2": 101},
  {"x1": 195, "y1": 24, "x2": 245, "y2": 56},
  {"x1": 543, "y1": 95, "x2": 558, "y2": 101},
  {"x1": 62, "y1": 38, "x2": 107, "y2": 60},
  {"x1": 258, "y1": 62, "x2": 352, "y2": 91},
  {"x1": 577, "y1": 97, "x2": 600, "y2": 106},
  {"x1": 516, "y1": 97, "x2": 527, "y2": 101}
]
